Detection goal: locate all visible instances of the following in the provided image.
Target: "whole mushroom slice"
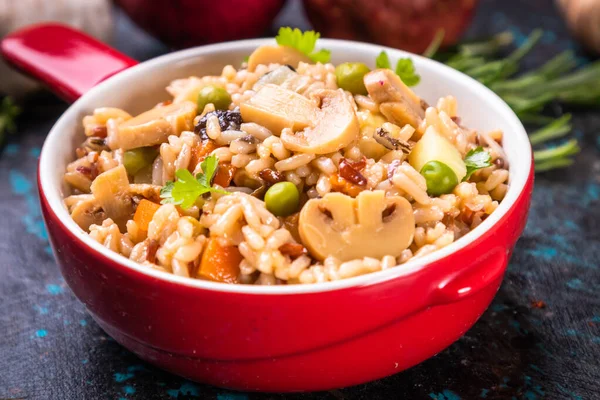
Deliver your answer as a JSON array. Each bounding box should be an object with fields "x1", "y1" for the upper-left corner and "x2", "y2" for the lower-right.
[
  {"x1": 240, "y1": 84, "x2": 316, "y2": 135},
  {"x1": 90, "y1": 164, "x2": 134, "y2": 231},
  {"x1": 107, "y1": 101, "x2": 197, "y2": 150},
  {"x1": 364, "y1": 69, "x2": 425, "y2": 130},
  {"x1": 280, "y1": 89, "x2": 360, "y2": 154},
  {"x1": 247, "y1": 45, "x2": 311, "y2": 72},
  {"x1": 299, "y1": 190, "x2": 415, "y2": 261}
]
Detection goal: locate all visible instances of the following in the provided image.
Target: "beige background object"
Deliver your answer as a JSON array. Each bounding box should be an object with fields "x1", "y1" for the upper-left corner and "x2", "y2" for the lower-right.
[{"x1": 557, "y1": 0, "x2": 600, "y2": 55}]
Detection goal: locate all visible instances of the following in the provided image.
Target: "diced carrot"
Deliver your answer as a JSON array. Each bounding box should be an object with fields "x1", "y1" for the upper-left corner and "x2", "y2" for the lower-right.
[
  {"x1": 189, "y1": 140, "x2": 219, "y2": 172},
  {"x1": 329, "y1": 173, "x2": 363, "y2": 197},
  {"x1": 198, "y1": 238, "x2": 242, "y2": 283},
  {"x1": 213, "y1": 163, "x2": 237, "y2": 187},
  {"x1": 133, "y1": 199, "x2": 162, "y2": 232}
]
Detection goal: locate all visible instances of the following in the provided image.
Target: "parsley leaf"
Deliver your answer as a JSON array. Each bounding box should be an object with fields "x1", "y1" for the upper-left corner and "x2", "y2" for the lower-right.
[
  {"x1": 375, "y1": 51, "x2": 420, "y2": 87},
  {"x1": 395, "y1": 58, "x2": 421, "y2": 86},
  {"x1": 197, "y1": 154, "x2": 218, "y2": 187},
  {"x1": 159, "y1": 181, "x2": 176, "y2": 204},
  {"x1": 275, "y1": 27, "x2": 331, "y2": 63},
  {"x1": 309, "y1": 49, "x2": 332, "y2": 64},
  {"x1": 463, "y1": 147, "x2": 492, "y2": 181},
  {"x1": 159, "y1": 155, "x2": 229, "y2": 209},
  {"x1": 376, "y1": 51, "x2": 391, "y2": 69}
]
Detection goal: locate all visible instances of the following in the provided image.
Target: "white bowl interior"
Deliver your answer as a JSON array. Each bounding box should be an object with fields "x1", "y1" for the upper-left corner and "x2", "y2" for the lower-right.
[{"x1": 39, "y1": 39, "x2": 531, "y2": 294}]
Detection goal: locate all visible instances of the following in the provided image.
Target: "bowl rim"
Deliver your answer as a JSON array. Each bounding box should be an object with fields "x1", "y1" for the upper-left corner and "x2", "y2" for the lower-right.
[{"x1": 39, "y1": 38, "x2": 532, "y2": 295}]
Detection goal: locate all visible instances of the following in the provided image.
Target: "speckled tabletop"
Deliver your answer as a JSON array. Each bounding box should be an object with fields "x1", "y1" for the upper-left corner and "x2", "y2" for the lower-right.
[{"x1": 1, "y1": 1, "x2": 599, "y2": 399}]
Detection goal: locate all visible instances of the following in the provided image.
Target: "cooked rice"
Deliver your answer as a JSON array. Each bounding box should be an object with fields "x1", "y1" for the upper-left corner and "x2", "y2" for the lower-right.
[{"x1": 64, "y1": 55, "x2": 510, "y2": 286}]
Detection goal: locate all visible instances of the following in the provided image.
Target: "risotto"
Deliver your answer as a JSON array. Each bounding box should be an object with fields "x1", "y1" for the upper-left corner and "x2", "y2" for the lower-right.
[{"x1": 63, "y1": 38, "x2": 509, "y2": 285}]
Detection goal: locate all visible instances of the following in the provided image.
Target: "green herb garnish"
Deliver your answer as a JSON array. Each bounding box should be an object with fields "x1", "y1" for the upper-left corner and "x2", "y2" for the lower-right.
[
  {"x1": 375, "y1": 51, "x2": 420, "y2": 86},
  {"x1": 275, "y1": 27, "x2": 331, "y2": 63},
  {"x1": 422, "y1": 29, "x2": 445, "y2": 59},
  {"x1": 528, "y1": 114, "x2": 572, "y2": 146},
  {"x1": 395, "y1": 58, "x2": 421, "y2": 86},
  {"x1": 160, "y1": 155, "x2": 228, "y2": 209},
  {"x1": 533, "y1": 139, "x2": 580, "y2": 172},
  {"x1": 463, "y1": 147, "x2": 492, "y2": 181},
  {"x1": 0, "y1": 96, "x2": 21, "y2": 147},
  {"x1": 375, "y1": 51, "x2": 391, "y2": 69}
]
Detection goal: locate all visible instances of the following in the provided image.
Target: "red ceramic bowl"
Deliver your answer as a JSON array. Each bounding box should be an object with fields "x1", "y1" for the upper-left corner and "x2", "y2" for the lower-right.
[{"x1": 1, "y1": 24, "x2": 533, "y2": 392}]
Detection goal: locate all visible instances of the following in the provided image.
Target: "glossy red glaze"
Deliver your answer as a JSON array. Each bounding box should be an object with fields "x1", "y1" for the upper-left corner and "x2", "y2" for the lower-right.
[
  {"x1": 39, "y1": 165, "x2": 533, "y2": 390},
  {"x1": 0, "y1": 24, "x2": 137, "y2": 102},
  {"x1": 115, "y1": 0, "x2": 286, "y2": 49},
  {"x1": 7, "y1": 23, "x2": 534, "y2": 391}
]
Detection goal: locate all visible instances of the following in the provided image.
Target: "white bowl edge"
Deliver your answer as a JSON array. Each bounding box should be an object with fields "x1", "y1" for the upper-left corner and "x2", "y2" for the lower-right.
[{"x1": 39, "y1": 38, "x2": 532, "y2": 295}]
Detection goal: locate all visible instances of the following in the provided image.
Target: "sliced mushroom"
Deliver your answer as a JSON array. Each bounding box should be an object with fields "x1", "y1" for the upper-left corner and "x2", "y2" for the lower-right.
[
  {"x1": 247, "y1": 45, "x2": 311, "y2": 72},
  {"x1": 280, "y1": 74, "x2": 321, "y2": 95},
  {"x1": 68, "y1": 195, "x2": 107, "y2": 231},
  {"x1": 299, "y1": 190, "x2": 415, "y2": 261},
  {"x1": 92, "y1": 107, "x2": 132, "y2": 124},
  {"x1": 280, "y1": 89, "x2": 359, "y2": 154},
  {"x1": 240, "y1": 84, "x2": 316, "y2": 135},
  {"x1": 364, "y1": 69, "x2": 425, "y2": 130},
  {"x1": 253, "y1": 65, "x2": 323, "y2": 97},
  {"x1": 129, "y1": 184, "x2": 163, "y2": 203},
  {"x1": 253, "y1": 65, "x2": 298, "y2": 91},
  {"x1": 107, "y1": 101, "x2": 197, "y2": 150},
  {"x1": 64, "y1": 171, "x2": 93, "y2": 194},
  {"x1": 83, "y1": 108, "x2": 132, "y2": 137},
  {"x1": 90, "y1": 164, "x2": 134, "y2": 231}
]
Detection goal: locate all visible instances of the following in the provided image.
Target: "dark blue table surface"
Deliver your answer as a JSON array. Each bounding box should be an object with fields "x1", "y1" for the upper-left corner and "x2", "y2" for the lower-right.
[{"x1": 1, "y1": 1, "x2": 599, "y2": 399}]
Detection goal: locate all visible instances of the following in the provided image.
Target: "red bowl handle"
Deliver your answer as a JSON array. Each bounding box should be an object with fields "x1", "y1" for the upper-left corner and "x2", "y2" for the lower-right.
[
  {"x1": 0, "y1": 23, "x2": 138, "y2": 103},
  {"x1": 429, "y1": 248, "x2": 508, "y2": 306}
]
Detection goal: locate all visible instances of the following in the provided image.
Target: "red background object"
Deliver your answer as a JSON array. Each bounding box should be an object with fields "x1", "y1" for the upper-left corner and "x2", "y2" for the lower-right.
[
  {"x1": 115, "y1": 0, "x2": 287, "y2": 49},
  {"x1": 303, "y1": 0, "x2": 479, "y2": 53},
  {"x1": 0, "y1": 24, "x2": 137, "y2": 102}
]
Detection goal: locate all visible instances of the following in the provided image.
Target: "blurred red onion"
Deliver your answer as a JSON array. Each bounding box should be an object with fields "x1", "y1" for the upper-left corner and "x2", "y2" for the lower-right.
[
  {"x1": 115, "y1": 0, "x2": 286, "y2": 48},
  {"x1": 302, "y1": 0, "x2": 479, "y2": 54}
]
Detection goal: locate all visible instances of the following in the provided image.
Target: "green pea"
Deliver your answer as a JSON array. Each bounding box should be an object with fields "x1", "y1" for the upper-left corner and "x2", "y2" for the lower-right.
[
  {"x1": 264, "y1": 182, "x2": 300, "y2": 217},
  {"x1": 335, "y1": 62, "x2": 371, "y2": 95},
  {"x1": 197, "y1": 85, "x2": 231, "y2": 112},
  {"x1": 123, "y1": 147, "x2": 159, "y2": 175},
  {"x1": 420, "y1": 161, "x2": 458, "y2": 196}
]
